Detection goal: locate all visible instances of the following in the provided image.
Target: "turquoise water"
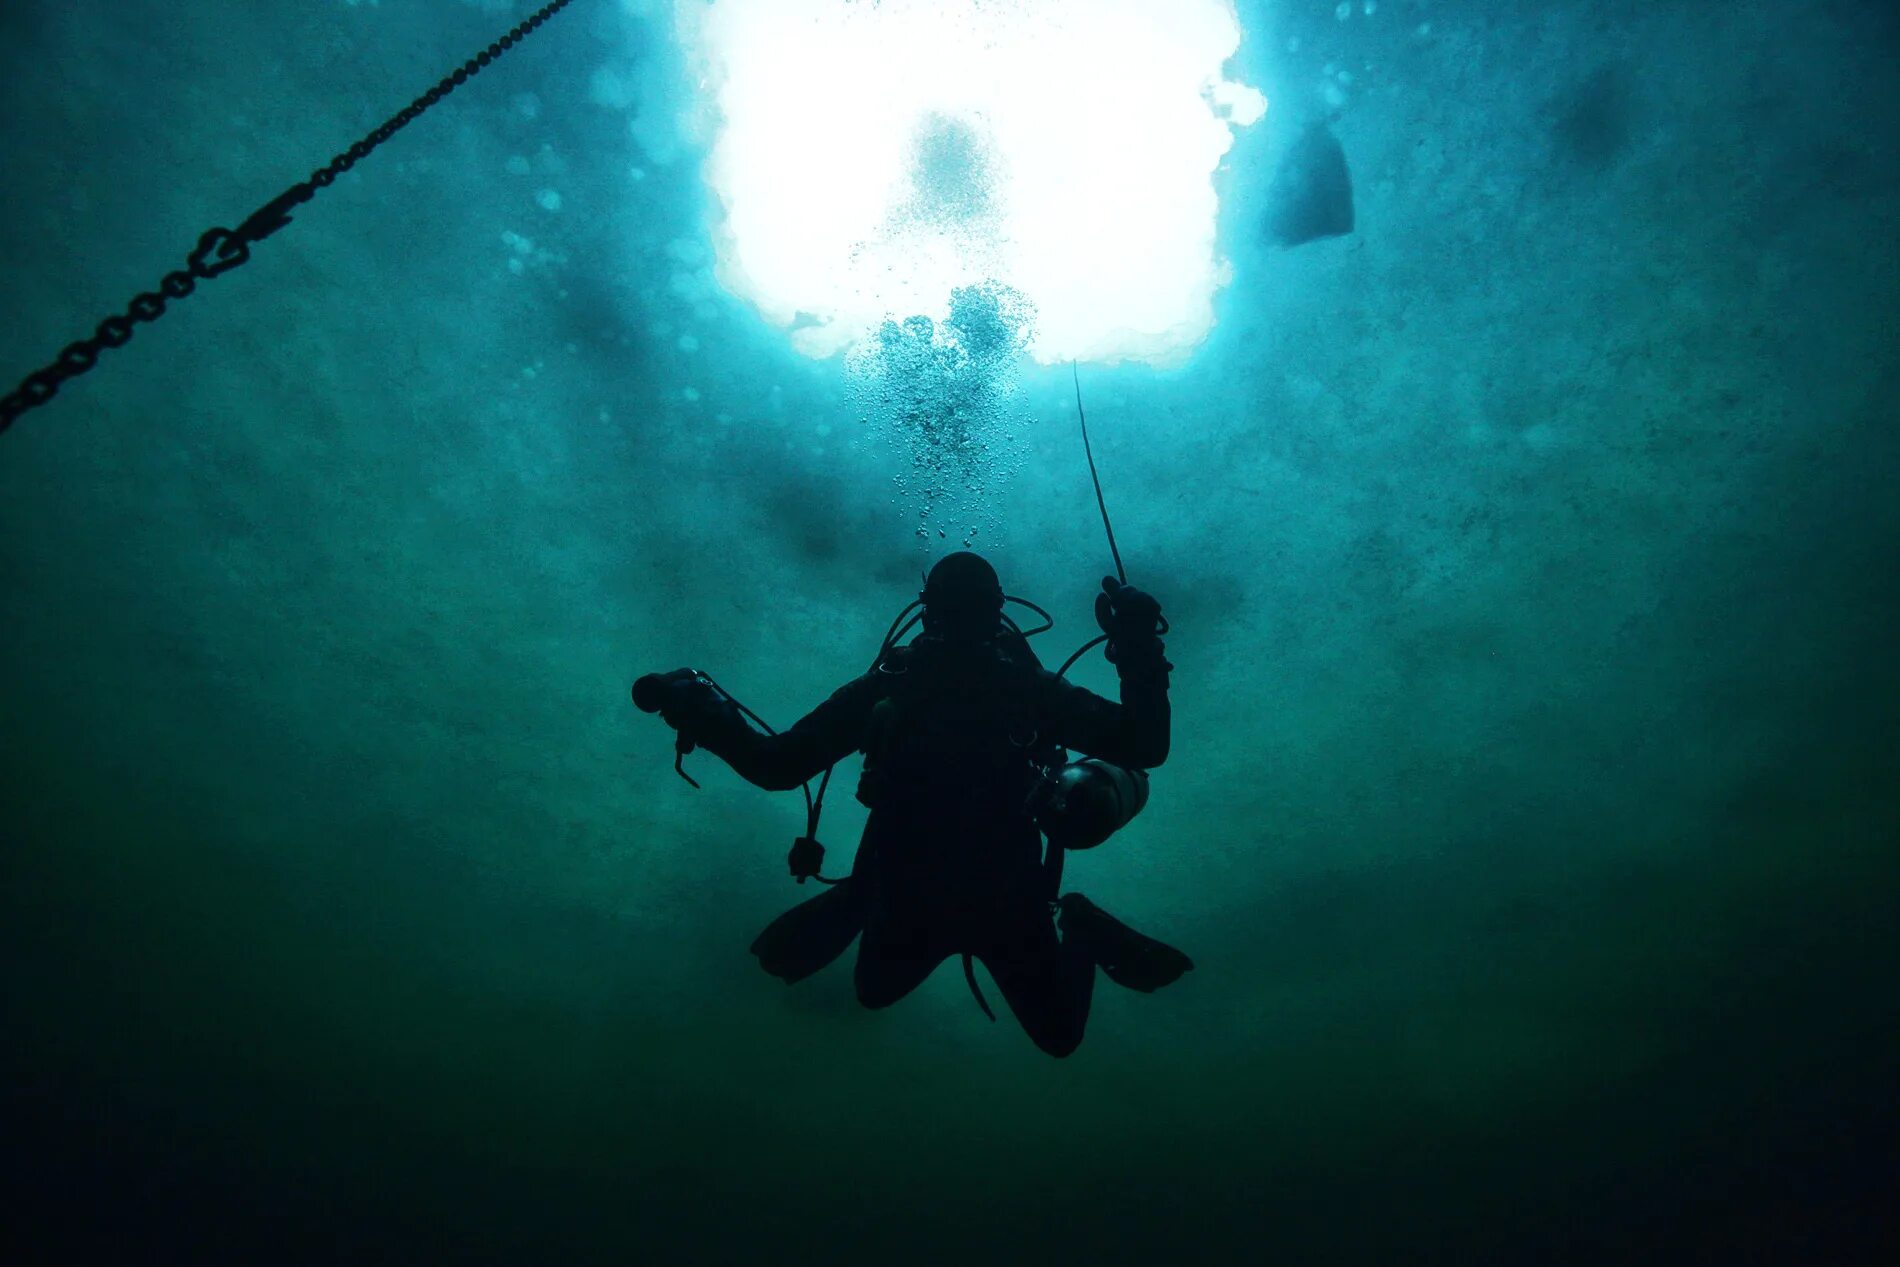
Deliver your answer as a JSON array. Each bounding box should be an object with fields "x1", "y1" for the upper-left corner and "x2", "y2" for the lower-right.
[{"x1": 2, "y1": 1, "x2": 1896, "y2": 1262}]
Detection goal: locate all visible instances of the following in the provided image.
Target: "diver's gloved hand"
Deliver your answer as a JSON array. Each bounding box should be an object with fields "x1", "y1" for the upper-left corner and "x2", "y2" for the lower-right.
[
  {"x1": 632, "y1": 668, "x2": 721, "y2": 734},
  {"x1": 1094, "y1": 577, "x2": 1170, "y2": 674},
  {"x1": 1095, "y1": 577, "x2": 1162, "y2": 640}
]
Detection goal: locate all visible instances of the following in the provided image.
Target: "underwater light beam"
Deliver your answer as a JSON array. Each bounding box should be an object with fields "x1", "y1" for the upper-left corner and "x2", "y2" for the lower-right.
[{"x1": 678, "y1": 0, "x2": 1265, "y2": 367}]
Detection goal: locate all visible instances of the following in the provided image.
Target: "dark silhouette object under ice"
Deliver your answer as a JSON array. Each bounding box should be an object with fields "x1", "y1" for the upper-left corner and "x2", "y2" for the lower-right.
[{"x1": 1265, "y1": 121, "x2": 1356, "y2": 247}]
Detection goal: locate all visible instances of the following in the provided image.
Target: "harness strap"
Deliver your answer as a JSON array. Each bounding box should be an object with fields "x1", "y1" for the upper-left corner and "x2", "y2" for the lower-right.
[{"x1": 962, "y1": 953, "x2": 996, "y2": 1022}]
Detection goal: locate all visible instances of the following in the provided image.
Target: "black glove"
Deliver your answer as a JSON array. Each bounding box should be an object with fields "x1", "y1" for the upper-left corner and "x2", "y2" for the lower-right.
[
  {"x1": 632, "y1": 668, "x2": 720, "y2": 734},
  {"x1": 1094, "y1": 576, "x2": 1167, "y2": 669}
]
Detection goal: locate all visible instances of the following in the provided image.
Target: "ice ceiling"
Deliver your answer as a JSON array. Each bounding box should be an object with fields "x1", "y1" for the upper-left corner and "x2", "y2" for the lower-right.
[{"x1": 678, "y1": 0, "x2": 1266, "y2": 367}]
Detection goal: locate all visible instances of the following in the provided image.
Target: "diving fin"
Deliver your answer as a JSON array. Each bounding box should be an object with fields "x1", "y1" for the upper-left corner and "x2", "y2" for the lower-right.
[
  {"x1": 1056, "y1": 892, "x2": 1195, "y2": 993},
  {"x1": 750, "y1": 878, "x2": 865, "y2": 985}
]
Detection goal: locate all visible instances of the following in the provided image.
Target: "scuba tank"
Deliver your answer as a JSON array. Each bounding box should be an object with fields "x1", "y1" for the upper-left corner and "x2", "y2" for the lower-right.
[
  {"x1": 1030, "y1": 757, "x2": 1149, "y2": 850},
  {"x1": 854, "y1": 629, "x2": 1046, "y2": 812},
  {"x1": 856, "y1": 603, "x2": 1152, "y2": 854}
]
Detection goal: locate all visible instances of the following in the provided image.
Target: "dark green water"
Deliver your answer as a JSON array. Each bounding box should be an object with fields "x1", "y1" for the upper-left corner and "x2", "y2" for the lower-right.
[{"x1": 3, "y1": 1, "x2": 1895, "y2": 1263}]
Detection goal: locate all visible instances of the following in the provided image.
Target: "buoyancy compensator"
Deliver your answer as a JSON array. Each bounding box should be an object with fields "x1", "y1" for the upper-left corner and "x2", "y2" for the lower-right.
[
  {"x1": 855, "y1": 600, "x2": 1053, "y2": 812},
  {"x1": 856, "y1": 590, "x2": 1150, "y2": 854}
]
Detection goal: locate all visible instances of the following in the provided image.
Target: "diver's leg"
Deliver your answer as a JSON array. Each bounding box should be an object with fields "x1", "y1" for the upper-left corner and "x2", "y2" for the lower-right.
[
  {"x1": 854, "y1": 895, "x2": 951, "y2": 1009},
  {"x1": 981, "y1": 897, "x2": 1096, "y2": 1058}
]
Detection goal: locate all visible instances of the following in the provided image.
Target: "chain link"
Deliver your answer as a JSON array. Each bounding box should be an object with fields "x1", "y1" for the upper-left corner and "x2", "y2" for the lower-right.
[{"x1": 0, "y1": 0, "x2": 579, "y2": 438}]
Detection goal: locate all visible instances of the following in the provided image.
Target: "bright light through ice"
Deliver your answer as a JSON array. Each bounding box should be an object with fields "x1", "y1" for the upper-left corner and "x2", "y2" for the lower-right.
[{"x1": 677, "y1": 0, "x2": 1266, "y2": 367}]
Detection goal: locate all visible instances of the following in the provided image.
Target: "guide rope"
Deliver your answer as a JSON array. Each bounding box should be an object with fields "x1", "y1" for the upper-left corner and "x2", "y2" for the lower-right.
[
  {"x1": 0, "y1": 0, "x2": 581, "y2": 439},
  {"x1": 1073, "y1": 361, "x2": 1126, "y2": 585},
  {"x1": 1058, "y1": 363, "x2": 1167, "y2": 678}
]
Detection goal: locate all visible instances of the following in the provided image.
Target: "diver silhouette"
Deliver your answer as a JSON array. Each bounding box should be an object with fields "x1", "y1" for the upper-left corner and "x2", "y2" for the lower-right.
[{"x1": 633, "y1": 552, "x2": 1193, "y2": 1057}]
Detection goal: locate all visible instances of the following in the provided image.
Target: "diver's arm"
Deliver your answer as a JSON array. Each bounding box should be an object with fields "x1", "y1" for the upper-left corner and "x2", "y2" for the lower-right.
[
  {"x1": 1043, "y1": 661, "x2": 1171, "y2": 769},
  {"x1": 1043, "y1": 578, "x2": 1173, "y2": 768},
  {"x1": 687, "y1": 676, "x2": 877, "y2": 791}
]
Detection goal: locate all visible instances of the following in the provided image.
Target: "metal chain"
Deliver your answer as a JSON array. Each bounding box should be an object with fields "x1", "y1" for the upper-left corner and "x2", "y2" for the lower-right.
[{"x1": 0, "y1": 0, "x2": 580, "y2": 439}]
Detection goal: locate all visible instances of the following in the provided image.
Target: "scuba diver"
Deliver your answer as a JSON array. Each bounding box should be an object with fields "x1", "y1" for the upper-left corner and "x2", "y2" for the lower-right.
[{"x1": 632, "y1": 551, "x2": 1193, "y2": 1058}]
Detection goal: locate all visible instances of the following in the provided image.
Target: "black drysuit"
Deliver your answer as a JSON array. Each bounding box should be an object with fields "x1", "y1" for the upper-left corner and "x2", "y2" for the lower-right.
[{"x1": 686, "y1": 634, "x2": 1170, "y2": 1057}]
